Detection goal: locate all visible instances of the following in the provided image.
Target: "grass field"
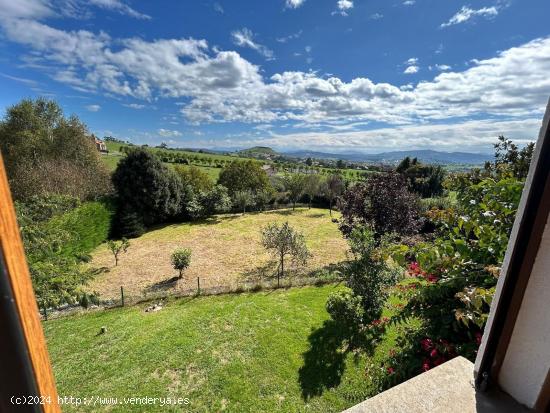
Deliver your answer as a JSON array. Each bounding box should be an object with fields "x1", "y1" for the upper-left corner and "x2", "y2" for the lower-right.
[
  {"x1": 101, "y1": 141, "x2": 368, "y2": 181},
  {"x1": 87, "y1": 208, "x2": 348, "y2": 300},
  {"x1": 44, "y1": 284, "x2": 403, "y2": 412}
]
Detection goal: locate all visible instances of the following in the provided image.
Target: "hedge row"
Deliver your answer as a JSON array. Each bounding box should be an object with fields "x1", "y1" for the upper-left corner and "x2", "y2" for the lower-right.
[{"x1": 44, "y1": 200, "x2": 115, "y2": 258}]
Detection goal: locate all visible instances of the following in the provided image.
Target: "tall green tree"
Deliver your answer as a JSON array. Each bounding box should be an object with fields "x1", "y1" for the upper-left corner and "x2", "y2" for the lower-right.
[
  {"x1": 283, "y1": 173, "x2": 306, "y2": 210},
  {"x1": 218, "y1": 160, "x2": 272, "y2": 197},
  {"x1": 0, "y1": 98, "x2": 110, "y2": 200},
  {"x1": 112, "y1": 149, "x2": 183, "y2": 226}
]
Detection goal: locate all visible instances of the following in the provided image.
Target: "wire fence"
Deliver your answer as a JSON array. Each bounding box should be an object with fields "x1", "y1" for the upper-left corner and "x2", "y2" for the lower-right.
[{"x1": 43, "y1": 272, "x2": 343, "y2": 320}]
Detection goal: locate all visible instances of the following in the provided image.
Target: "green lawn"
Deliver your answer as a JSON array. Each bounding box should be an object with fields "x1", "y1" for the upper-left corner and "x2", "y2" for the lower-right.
[{"x1": 44, "y1": 285, "x2": 402, "y2": 412}]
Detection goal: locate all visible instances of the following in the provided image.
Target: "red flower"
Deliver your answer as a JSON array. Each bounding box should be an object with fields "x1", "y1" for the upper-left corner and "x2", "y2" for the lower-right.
[
  {"x1": 420, "y1": 338, "x2": 433, "y2": 351},
  {"x1": 387, "y1": 367, "x2": 395, "y2": 375},
  {"x1": 422, "y1": 359, "x2": 431, "y2": 372},
  {"x1": 433, "y1": 357, "x2": 446, "y2": 366},
  {"x1": 426, "y1": 274, "x2": 438, "y2": 283},
  {"x1": 430, "y1": 348, "x2": 439, "y2": 359},
  {"x1": 475, "y1": 332, "x2": 483, "y2": 346}
]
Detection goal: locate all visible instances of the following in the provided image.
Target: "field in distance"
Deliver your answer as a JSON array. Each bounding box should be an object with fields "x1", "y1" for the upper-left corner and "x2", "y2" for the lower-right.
[{"x1": 87, "y1": 208, "x2": 348, "y2": 300}]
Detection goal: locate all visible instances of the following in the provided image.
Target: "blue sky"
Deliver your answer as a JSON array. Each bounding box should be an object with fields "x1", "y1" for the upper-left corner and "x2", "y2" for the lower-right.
[{"x1": 1, "y1": 0, "x2": 549, "y2": 153}]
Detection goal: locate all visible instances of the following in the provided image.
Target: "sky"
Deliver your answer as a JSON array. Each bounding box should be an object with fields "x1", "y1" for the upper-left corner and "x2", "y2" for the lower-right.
[{"x1": 0, "y1": 0, "x2": 549, "y2": 154}]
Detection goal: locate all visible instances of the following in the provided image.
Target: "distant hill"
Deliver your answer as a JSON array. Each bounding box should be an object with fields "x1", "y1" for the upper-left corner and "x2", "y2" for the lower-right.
[
  {"x1": 237, "y1": 146, "x2": 278, "y2": 156},
  {"x1": 284, "y1": 149, "x2": 493, "y2": 165}
]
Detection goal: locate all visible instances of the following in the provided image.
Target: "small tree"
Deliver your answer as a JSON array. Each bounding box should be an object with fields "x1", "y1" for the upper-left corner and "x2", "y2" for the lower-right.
[
  {"x1": 303, "y1": 174, "x2": 321, "y2": 209},
  {"x1": 283, "y1": 173, "x2": 306, "y2": 210},
  {"x1": 322, "y1": 174, "x2": 345, "y2": 216},
  {"x1": 171, "y1": 248, "x2": 191, "y2": 279},
  {"x1": 234, "y1": 190, "x2": 254, "y2": 214},
  {"x1": 261, "y1": 222, "x2": 310, "y2": 286},
  {"x1": 107, "y1": 238, "x2": 130, "y2": 266}
]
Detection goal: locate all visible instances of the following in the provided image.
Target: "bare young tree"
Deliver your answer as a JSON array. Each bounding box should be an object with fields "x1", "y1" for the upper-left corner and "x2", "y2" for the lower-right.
[{"x1": 261, "y1": 222, "x2": 310, "y2": 287}]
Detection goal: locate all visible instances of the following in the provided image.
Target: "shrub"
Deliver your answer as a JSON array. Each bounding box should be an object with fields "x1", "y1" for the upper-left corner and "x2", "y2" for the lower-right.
[
  {"x1": 326, "y1": 288, "x2": 365, "y2": 329},
  {"x1": 339, "y1": 172, "x2": 421, "y2": 237},
  {"x1": 343, "y1": 227, "x2": 399, "y2": 321},
  {"x1": 171, "y1": 248, "x2": 191, "y2": 279}
]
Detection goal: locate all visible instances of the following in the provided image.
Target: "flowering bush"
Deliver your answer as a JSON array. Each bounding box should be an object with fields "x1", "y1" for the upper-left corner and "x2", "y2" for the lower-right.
[{"x1": 372, "y1": 176, "x2": 523, "y2": 392}]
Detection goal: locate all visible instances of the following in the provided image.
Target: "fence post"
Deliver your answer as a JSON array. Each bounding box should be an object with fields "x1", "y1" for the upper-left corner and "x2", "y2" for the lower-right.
[
  {"x1": 197, "y1": 277, "x2": 200, "y2": 295},
  {"x1": 120, "y1": 286, "x2": 124, "y2": 307}
]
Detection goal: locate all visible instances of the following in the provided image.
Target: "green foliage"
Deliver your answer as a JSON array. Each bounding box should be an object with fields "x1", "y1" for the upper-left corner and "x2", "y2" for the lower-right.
[
  {"x1": 321, "y1": 174, "x2": 345, "y2": 215},
  {"x1": 397, "y1": 157, "x2": 445, "y2": 198},
  {"x1": 171, "y1": 248, "x2": 192, "y2": 278},
  {"x1": 0, "y1": 98, "x2": 111, "y2": 200},
  {"x1": 261, "y1": 221, "x2": 310, "y2": 280},
  {"x1": 107, "y1": 238, "x2": 130, "y2": 266},
  {"x1": 218, "y1": 160, "x2": 272, "y2": 197},
  {"x1": 342, "y1": 227, "x2": 398, "y2": 321},
  {"x1": 112, "y1": 149, "x2": 183, "y2": 226},
  {"x1": 234, "y1": 190, "x2": 255, "y2": 214},
  {"x1": 175, "y1": 165, "x2": 213, "y2": 192},
  {"x1": 283, "y1": 173, "x2": 306, "y2": 210},
  {"x1": 16, "y1": 197, "x2": 113, "y2": 309},
  {"x1": 44, "y1": 201, "x2": 114, "y2": 258},
  {"x1": 303, "y1": 174, "x2": 322, "y2": 208},
  {"x1": 326, "y1": 288, "x2": 365, "y2": 330},
  {"x1": 111, "y1": 208, "x2": 145, "y2": 239},
  {"x1": 378, "y1": 175, "x2": 524, "y2": 390}
]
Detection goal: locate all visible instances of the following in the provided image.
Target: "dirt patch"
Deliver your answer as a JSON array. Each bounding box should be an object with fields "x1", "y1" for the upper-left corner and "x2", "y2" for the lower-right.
[{"x1": 87, "y1": 208, "x2": 348, "y2": 300}]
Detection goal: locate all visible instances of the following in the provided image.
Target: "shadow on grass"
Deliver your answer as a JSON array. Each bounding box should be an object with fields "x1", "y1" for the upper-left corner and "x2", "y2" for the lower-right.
[
  {"x1": 145, "y1": 276, "x2": 180, "y2": 292},
  {"x1": 299, "y1": 320, "x2": 348, "y2": 400},
  {"x1": 299, "y1": 318, "x2": 382, "y2": 400}
]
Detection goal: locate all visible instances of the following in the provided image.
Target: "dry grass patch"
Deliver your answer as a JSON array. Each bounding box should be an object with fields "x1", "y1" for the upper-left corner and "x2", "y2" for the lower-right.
[{"x1": 87, "y1": 208, "x2": 348, "y2": 299}]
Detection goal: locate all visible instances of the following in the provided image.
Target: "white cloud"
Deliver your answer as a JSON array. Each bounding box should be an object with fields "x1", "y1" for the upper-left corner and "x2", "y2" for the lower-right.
[
  {"x1": 231, "y1": 28, "x2": 274, "y2": 60},
  {"x1": 158, "y1": 128, "x2": 182, "y2": 137},
  {"x1": 405, "y1": 57, "x2": 418, "y2": 65},
  {"x1": 441, "y1": 6, "x2": 498, "y2": 28},
  {"x1": 403, "y1": 0, "x2": 415, "y2": 5},
  {"x1": 2, "y1": 10, "x2": 550, "y2": 134},
  {"x1": 0, "y1": 72, "x2": 38, "y2": 86},
  {"x1": 86, "y1": 104, "x2": 101, "y2": 111},
  {"x1": 123, "y1": 103, "x2": 145, "y2": 109},
  {"x1": 276, "y1": 30, "x2": 302, "y2": 43},
  {"x1": 333, "y1": 0, "x2": 353, "y2": 16},
  {"x1": 404, "y1": 65, "x2": 418, "y2": 74},
  {"x1": 86, "y1": 0, "x2": 150, "y2": 19},
  {"x1": 370, "y1": 13, "x2": 383, "y2": 20},
  {"x1": 285, "y1": 0, "x2": 305, "y2": 9},
  {"x1": 225, "y1": 118, "x2": 541, "y2": 153},
  {"x1": 213, "y1": 2, "x2": 224, "y2": 13},
  {"x1": 431, "y1": 64, "x2": 451, "y2": 71},
  {"x1": 0, "y1": 0, "x2": 53, "y2": 19}
]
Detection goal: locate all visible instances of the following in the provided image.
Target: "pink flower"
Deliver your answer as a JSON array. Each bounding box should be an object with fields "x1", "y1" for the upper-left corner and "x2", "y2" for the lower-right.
[
  {"x1": 387, "y1": 367, "x2": 395, "y2": 375},
  {"x1": 420, "y1": 338, "x2": 433, "y2": 351}
]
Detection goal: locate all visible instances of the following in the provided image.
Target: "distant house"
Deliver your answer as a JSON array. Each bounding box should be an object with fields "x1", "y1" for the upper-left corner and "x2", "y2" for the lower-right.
[
  {"x1": 261, "y1": 164, "x2": 277, "y2": 176},
  {"x1": 92, "y1": 136, "x2": 108, "y2": 153}
]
